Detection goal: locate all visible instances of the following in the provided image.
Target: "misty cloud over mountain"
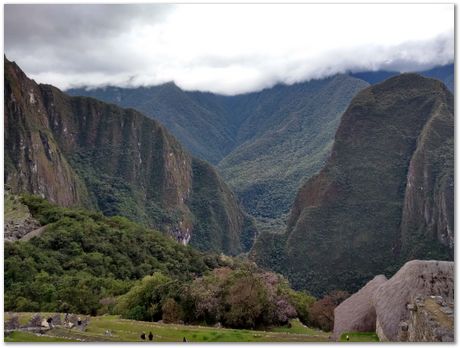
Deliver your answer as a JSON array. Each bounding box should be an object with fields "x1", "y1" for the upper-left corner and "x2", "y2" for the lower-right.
[{"x1": 5, "y1": 4, "x2": 454, "y2": 94}]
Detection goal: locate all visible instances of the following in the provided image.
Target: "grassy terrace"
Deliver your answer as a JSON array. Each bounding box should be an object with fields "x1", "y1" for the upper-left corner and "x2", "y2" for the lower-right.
[
  {"x1": 4, "y1": 313, "x2": 330, "y2": 342},
  {"x1": 339, "y1": 332, "x2": 380, "y2": 342}
]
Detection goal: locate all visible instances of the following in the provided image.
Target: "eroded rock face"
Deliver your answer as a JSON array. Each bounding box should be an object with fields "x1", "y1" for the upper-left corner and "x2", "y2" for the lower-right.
[
  {"x1": 373, "y1": 260, "x2": 454, "y2": 341},
  {"x1": 332, "y1": 275, "x2": 387, "y2": 340},
  {"x1": 4, "y1": 191, "x2": 41, "y2": 241},
  {"x1": 400, "y1": 98, "x2": 454, "y2": 257},
  {"x1": 252, "y1": 74, "x2": 453, "y2": 295},
  {"x1": 400, "y1": 295, "x2": 454, "y2": 342},
  {"x1": 4, "y1": 57, "x2": 256, "y2": 255}
]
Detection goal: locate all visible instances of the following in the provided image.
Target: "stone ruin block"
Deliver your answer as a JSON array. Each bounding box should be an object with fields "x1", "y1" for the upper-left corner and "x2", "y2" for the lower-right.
[
  {"x1": 52, "y1": 313, "x2": 62, "y2": 325},
  {"x1": 29, "y1": 313, "x2": 42, "y2": 327},
  {"x1": 5, "y1": 315, "x2": 20, "y2": 330}
]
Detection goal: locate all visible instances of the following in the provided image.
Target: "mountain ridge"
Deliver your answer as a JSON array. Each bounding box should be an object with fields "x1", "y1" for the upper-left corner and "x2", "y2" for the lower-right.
[
  {"x1": 5, "y1": 57, "x2": 256, "y2": 255},
  {"x1": 67, "y1": 65, "x2": 452, "y2": 232},
  {"x1": 251, "y1": 73, "x2": 454, "y2": 295}
]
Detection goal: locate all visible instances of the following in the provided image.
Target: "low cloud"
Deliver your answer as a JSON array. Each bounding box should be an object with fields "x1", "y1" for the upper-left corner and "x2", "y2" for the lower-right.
[{"x1": 5, "y1": 4, "x2": 454, "y2": 95}]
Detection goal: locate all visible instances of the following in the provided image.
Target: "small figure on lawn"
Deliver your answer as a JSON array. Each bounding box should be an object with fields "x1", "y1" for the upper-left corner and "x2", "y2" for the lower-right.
[
  {"x1": 148, "y1": 332, "x2": 154, "y2": 341},
  {"x1": 47, "y1": 317, "x2": 53, "y2": 328},
  {"x1": 183, "y1": 337, "x2": 188, "y2": 342},
  {"x1": 346, "y1": 335, "x2": 350, "y2": 341},
  {"x1": 141, "y1": 332, "x2": 146, "y2": 340}
]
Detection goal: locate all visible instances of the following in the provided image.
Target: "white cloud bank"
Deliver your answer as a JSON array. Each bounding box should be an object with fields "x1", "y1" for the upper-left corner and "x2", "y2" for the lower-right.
[{"x1": 5, "y1": 3, "x2": 454, "y2": 95}]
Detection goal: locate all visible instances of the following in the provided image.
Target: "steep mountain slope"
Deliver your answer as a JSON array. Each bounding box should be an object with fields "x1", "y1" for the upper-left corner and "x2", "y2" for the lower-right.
[
  {"x1": 4, "y1": 58, "x2": 256, "y2": 255},
  {"x1": 5, "y1": 58, "x2": 90, "y2": 207},
  {"x1": 67, "y1": 84, "x2": 236, "y2": 164},
  {"x1": 252, "y1": 74, "x2": 454, "y2": 295},
  {"x1": 68, "y1": 66, "x2": 451, "y2": 233},
  {"x1": 217, "y1": 75, "x2": 369, "y2": 222},
  {"x1": 69, "y1": 76, "x2": 370, "y2": 232}
]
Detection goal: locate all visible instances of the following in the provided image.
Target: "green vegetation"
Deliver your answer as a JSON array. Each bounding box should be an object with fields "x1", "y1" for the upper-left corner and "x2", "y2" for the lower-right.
[
  {"x1": 4, "y1": 331, "x2": 78, "y2": 342},
  {"x1": 188, "y1": 158, "x2": 257, "y2": 254},
  {"x1": 5, "y1": 314, "x2": 330, "y2": 342},
  {"x1": 5, "y1": 195, "x2": 225, "y2": 315},
  {"x1": 69, "y1": 83, "x2": 237, "y2": 165},
  {"x1": 271, "y1": 319, "x2": 321, "y2": 335},
  {"x1": 114, "y1": 267, "x2": 316, "y2": 329},
  {"x1": 5, "y1": 189, "x2": 32, "y2": 222},
  {"x1": 339, "y1": 332, "x2": 379, "y2": 342},
  {"x1": 252, "y1": 74, "x2": 454, "y2": 296},
  {"x1": 5, "y1": 58, "x2": 256, "y2": 255},
  {"x1": 68, "y1": 75, "x2": 370, "y2": 232},
  {"x1": 5, "y1": 196, "x2": 320, "y2": 332},
  {"x1": 218, "y1": 75, "x2": 369, "y2": 226}
]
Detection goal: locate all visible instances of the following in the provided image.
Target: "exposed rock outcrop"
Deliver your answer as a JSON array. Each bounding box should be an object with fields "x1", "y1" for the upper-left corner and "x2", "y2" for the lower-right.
[
  {"x1": 400, "y1": 295, "x2": 454, "y2": 342},
  {"x1": 373, "y1": 260, "x2": 454, "y2": 341},
  {"x1": 5, "y1": 57, "x2": 256, "y2": 255},
  {"x1": 400, "y1": 98, "x2": 454, "y2": 256},
  {"x1": 332, "y1": 275, "x2": 387, "y2": 340},
  {"x1": 333, "y1": 260, "x2": 454, "y2": 342},
  {"x1": 4, "y1": 191, "x2": 40, "y2": 241}
]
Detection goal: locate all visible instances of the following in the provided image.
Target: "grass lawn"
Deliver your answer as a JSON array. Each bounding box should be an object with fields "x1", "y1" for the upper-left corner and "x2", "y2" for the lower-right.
[
  {"x1": 4, "y1": 313, "x2": 330, "y2": 342},
  {"x1": 270, "y1": 318, "x2": 323, "y2": 335},
  {"x1": 4, "y1": 331, "x2": 78, "y2": 342},
  {"x1": 339, "y1": 332, "x2": 380, "y2": 342}
]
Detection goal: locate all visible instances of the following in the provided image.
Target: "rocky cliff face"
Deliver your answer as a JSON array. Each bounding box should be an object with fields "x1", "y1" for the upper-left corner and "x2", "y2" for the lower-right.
[
  {"x1": 4, "y1": 58, "x2": 254, "y2": 255},
  {"x1": 400, "y1": 295, "x2": 454, "y2": 342},
  {"x1": 400, "y1": 96, "x2": 454, "y2": 257},
  {"x1": 333, "y1": 260, "x2": 454, "y2": 342},
  {"x1": 5, "y1": 58, "x2": 89, "y2": 207},
  {"x1": 332, "y1": 275, "x2": 387, "y2": 340},
  {"x1": 252, "y1": 74, "x2": 454, "y2": 295},
  {"x1": 373, "y1": 260, "x2": 454, "y2": 341},
  {"x1": 68, "y1": 76, "x2": 370, "y2": 233}
]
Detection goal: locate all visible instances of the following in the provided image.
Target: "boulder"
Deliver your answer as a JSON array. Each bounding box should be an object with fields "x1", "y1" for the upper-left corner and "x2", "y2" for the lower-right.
[
  {"x1": 373, "y1": 260, "x2": 454, "y2": 341},
  {"x1": 332, "y1": 275, "x2": 387, "y2": 340},
  {"x1": 5, "y1": 315, "x2": 20, "y2": 330},
  {"x1": 29, "y1": 313, "x2": 42, "y2": 327},
  {"x1": 52, "y1": 313, "x2": 62, "y2": 325}
]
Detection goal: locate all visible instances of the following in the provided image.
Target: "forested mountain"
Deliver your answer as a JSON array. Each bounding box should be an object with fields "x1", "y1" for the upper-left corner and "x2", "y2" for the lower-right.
[
  {"x1": 5, "y1": 58, "x2": 256, "y2": 255},
  {"x1": 68, "y1": 75, "x2": 370, "y2": 231},
  {"x1": 4, "y1": 194, "x2": 314, "y2": 328},
  {"x1": 67, "y1": 83, "x2": 236, "y2": 164},
  {"x1": 68, "y1": 65, "x2": 452, "y2": 233},
  {"x1": 217, "y1": 75, "x2": 369, "y2": 225},
  {"x1": 252, "y1": 74, "x2": 454, "y2": 296},
  {"x1": 4, "y1": 57, "x2": 454, "y2": 319}
]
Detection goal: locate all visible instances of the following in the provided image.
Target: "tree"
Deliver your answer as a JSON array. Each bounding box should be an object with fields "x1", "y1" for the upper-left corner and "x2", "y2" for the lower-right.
[
  {"x1": 309, "y1": 290, "x2": 349, "y2": 331},
  {"x1": 162, "y1": 298, "x2": 183, "y2": 323}
]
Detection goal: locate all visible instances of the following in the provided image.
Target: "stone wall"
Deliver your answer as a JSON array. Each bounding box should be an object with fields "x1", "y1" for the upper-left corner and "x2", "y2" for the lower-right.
[
  {"x1": 333, "y1": 260, "x2": 454, "y2": 342},
  {"x1": 399, "y1": 295, "x2": 454, "y2": 342}
]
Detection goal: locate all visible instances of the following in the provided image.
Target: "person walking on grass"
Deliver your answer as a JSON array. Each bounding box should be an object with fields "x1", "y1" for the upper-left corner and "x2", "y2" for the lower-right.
[
  {"x1": 148, "y1": 332, "x2": 154, "y2": 341},
  {"x1": 141, "y1": 332, "x2": 146, "y2": 340}
]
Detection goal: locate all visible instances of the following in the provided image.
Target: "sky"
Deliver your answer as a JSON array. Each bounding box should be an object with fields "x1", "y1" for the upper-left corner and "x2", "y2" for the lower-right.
[{"x1": 4, "y1": 3, "x2": 454, "y2": 95}]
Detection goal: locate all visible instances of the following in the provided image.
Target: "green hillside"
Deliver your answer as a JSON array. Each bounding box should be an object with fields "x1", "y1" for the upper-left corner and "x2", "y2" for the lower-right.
[
  {"x1": 5, "y1": 58, "x2": 254, "y2": 255},
  {"x1": 217, "y1": 75, "x2": 369, "y2": 227},
  {"x1": 252, "y1": 74, "x2": 454, "y2": 295}
]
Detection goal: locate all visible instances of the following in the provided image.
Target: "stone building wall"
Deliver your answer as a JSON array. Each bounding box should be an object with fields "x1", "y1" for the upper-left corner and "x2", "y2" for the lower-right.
[{"x1": 399, "y1": 296, "x2": 454, "y2": 342}]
